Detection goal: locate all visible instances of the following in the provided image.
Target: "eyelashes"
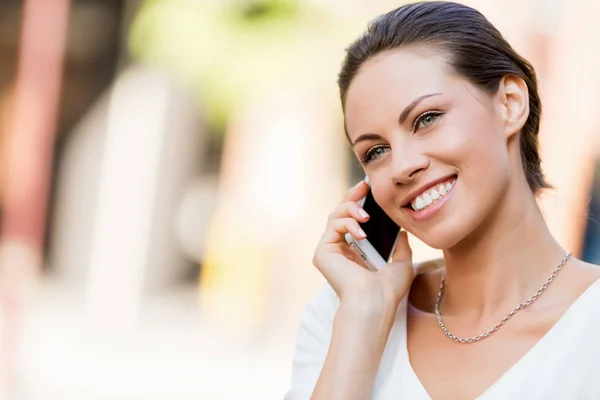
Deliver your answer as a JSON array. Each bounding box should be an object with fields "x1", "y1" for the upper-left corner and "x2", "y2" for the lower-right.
[
  {"x1": 361, "y1": 145, "x2": 390, "y2": 164},
  {"x1": 414, "y1": 110, "x2": 444, "y2": 131},
  {"x1": 359, "y1": 110, "x2": 445, "y2": 165}
]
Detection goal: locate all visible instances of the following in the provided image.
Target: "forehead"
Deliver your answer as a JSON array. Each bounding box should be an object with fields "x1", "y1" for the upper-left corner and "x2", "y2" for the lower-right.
[{"x1": 344, "y1": 48, "x2": 460, "y2": 137}]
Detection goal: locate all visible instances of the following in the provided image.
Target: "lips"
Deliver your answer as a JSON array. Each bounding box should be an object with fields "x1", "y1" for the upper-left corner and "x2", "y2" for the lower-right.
[
  {"x1": 410, "y1": 177, "x2": 456, "y2": 211},
  {"x1": 405, "y1": 177, "x2": 457, "y2": 221},
  {"x1": 400, "y1": 174, "x2": 458, "y2": 210}
]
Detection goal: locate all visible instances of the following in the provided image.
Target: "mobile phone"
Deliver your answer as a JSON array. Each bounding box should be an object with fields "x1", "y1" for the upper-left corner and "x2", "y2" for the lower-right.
[{"x1": 345, "y1": 177, "x2": 401, "y2": 271}]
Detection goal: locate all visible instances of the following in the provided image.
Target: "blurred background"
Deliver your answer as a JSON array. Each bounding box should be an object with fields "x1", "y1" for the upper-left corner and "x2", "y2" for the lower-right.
[{"x1": 0, "y1": 0, "x2": 598, "y2": 398}]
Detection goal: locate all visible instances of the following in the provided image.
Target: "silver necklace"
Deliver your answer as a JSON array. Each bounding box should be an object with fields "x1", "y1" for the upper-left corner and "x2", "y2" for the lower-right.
[{"x1": 434, "y1": 252, "x2": 573, "y2": 344}]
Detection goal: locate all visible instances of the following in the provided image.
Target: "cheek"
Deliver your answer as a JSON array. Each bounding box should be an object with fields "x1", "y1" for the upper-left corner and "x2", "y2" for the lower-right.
[
  {"x1": 438, "y1": 112, "x2": 508, "y2": 175},
  {"x1": 448, "y1": 120, "x2": 512, "y2": 225},
  {"x1": 369, "y1": 176, "x2": 392, "y2": 205},
  {"x1": 368, "y1": 177, "x2": 399, "y2": 217},
  {"x1": 464, "y1": 128, "x2": 509, "y2": 180}
]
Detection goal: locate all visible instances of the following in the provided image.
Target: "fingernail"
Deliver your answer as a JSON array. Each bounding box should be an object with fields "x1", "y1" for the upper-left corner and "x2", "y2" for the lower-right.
[
  {"x1": 358, "y1": 228, "x2": 367, "y2": 238},
  {"x1": 359, "y1": 209, "x2": 369, "y2": 219},
  {"x1": 354, "y1": 180, "x2": 364, "y2": 188}
]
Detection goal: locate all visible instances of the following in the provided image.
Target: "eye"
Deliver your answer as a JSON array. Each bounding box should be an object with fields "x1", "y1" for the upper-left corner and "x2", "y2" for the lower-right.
[
  {"x1": 414, "y1": 111, "x2": 444, "y2": 131},
  {"x1": 361, "y1": 145, "x2": 390, "y2": 164}
]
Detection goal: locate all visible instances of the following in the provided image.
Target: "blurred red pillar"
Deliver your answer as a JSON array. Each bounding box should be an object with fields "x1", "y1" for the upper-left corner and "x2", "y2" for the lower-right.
[
  {"x1": 0, "y1": 0, "x2": 70, "y2": 391},
  {"x1": 1, "y1": 0, "x2": 70, "y2": 248}
]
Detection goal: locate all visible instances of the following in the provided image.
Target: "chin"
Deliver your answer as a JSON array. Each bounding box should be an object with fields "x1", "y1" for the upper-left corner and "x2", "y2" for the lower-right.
[{"x1": 409, "y1": 219, "x2": 475, "y2": 250}]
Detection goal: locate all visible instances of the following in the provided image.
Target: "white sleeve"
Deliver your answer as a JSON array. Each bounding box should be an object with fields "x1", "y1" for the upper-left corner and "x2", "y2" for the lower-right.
[{"x1": 285, "y1": 283, "x2": 340, "y2": 400}]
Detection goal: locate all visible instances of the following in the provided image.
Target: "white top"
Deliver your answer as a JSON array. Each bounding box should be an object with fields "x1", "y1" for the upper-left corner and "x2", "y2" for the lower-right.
[{"x1": 287, "y1": 277, "x2": 600, "y2": 399}]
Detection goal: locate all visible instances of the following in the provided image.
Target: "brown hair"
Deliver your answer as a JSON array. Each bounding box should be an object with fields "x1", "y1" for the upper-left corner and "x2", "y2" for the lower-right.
[{"x1": 338, "y1": 1, "x2": 551, "y2": 195}]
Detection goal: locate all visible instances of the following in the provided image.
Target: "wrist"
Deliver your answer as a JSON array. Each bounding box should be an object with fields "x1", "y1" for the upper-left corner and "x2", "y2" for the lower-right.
[
  {"x1": 340, "y1": 287, "x2": 401, "y2": 320},
  {"x1": 336, "y1": 297, "x2": 398, "y2": 337}
]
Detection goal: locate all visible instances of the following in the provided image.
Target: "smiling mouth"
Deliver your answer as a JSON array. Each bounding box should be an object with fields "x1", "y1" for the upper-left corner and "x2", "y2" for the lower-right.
[{"x1": 403, "y1": 176, "x2": 457, "y2": 212}]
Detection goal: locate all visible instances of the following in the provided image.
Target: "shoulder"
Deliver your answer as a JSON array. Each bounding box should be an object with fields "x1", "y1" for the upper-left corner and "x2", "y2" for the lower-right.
[
  {"x1": 288, "y1": 284, "x2": 339, "y2": 399},
  {"x1": 559, "y1": 257, "x2": 600, "y2": 302},
  {"x1": 301, "y1": 283, "x2": 339, "y2": 325},
  {"x1": 569, "y1": 258, "x2": 600, "y2": 304},
  {"x1": 531, "y1": 257, "x2": 600, "y2": 328},
  {"x1": 294, "y1": 282, "x2": 339, "y2": 353},
  {"x1": 572, "y1": 258, "x2": 600, "y2": 278}
]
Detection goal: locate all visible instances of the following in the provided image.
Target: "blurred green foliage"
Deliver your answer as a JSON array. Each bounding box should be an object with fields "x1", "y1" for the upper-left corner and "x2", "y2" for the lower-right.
[{"x1": 129, "y1": 0, "x2": 370, "y2": 136}]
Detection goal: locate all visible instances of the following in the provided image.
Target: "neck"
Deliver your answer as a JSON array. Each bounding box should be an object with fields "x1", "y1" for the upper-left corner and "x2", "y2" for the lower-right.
[{"x1": 440, "y1": 182, "x2": 567, "y2": 321}]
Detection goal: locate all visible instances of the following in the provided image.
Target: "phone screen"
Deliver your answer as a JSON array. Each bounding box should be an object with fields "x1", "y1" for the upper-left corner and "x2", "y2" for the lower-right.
[{"x1": 359, "y1": 189, "x2": 401, "y2": 261}]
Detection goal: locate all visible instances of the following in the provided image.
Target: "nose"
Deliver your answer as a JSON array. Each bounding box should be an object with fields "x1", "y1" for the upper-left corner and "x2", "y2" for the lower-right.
[{"x1": 390, "y1": 147, "x2": 430, "y2": 186}]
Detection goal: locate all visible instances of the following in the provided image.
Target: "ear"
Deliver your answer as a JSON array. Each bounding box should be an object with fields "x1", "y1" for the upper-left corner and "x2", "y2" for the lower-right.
[{"x1": 496, "y1": 74, "x2": 529, "y2": 139}]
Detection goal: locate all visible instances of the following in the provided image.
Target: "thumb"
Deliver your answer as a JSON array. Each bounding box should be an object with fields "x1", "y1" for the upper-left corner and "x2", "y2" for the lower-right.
[
  {"x1": 379, "y1": 230, "x2": 415, "y2": 299},
  {"x1": 391, "y1": 230, "x2": 412, "y2": 264},
  {"x1": 381, "y1": 230, "x2": 413, "y2": 275}
]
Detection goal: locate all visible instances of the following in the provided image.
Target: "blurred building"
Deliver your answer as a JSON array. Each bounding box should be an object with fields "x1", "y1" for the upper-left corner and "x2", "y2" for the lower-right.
[{"x1": 0, "y1": 0, "x2": 596, "y2": 398}]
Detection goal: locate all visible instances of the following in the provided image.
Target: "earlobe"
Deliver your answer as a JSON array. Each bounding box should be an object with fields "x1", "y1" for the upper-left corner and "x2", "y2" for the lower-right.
[{"x1": 500, "y1": 75, "x2": 529, "y2": 138}]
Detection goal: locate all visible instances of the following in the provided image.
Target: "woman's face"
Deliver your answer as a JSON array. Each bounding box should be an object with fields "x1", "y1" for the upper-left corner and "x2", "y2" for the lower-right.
[{"x1": 344, "y1": 47, "x2": 517, "y2": 249}]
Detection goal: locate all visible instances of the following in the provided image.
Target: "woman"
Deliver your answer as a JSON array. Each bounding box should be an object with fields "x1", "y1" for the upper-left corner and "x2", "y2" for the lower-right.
[{"x1": 288, "y1": 2, "x2": 600, "y2": 399}]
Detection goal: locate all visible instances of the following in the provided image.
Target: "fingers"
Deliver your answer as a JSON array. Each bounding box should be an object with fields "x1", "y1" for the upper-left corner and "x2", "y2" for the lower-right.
[
  {"x1": 341, "y1": 180, "x2": 369, "y2": 203},
  {"x1": 322, "y1": 188, "x2": 371, "y2": 245},
  {"x1": 328, "y1": 200, "x2": 370, "y2": 223},
  {"x1": 340, "y1": 244, "x2": 369, "y2": 269},
  {"x1": 322, "y1": 217, "x2": 366, "y2": 244}
]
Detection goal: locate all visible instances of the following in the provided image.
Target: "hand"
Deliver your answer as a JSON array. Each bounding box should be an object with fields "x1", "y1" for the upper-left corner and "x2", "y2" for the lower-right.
[{"x1": 312, "y1": 181, "x2": 415, "y2": 314}]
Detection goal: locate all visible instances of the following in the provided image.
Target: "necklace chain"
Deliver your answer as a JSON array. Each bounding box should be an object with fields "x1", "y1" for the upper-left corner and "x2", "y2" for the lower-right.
[{"x1": 434, "y1": 252, "x2": 573, "y2": 344}]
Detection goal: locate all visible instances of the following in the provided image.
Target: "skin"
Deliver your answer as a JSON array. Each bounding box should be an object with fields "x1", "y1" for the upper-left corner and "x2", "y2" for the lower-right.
[{"x1": 310, "y1": 46, "x2": 600, "y2": 400}]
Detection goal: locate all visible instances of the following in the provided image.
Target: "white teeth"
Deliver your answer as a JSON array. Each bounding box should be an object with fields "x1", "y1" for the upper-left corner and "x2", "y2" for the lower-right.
[
  {"x1": 410, "y1": 179, "x2": 456, "y2": 211},
  {"x1": 423, "y1": 193, "x2": 433, "y2": 206},
  {"x1": 415, "y1": 197, "x2": 425, "y2": 210}
]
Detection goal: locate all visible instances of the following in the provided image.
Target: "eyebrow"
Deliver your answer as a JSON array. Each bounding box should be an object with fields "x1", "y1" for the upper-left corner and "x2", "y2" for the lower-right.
[
  {"x1": 398, "y1": 93, "x2": 442, "y2": 124},
  {"x1": 350, "y1": 133, "x2": 382, "y2": 147},
  {"x1": 350, "y1": 92, "x2": 442, "y2": 147}
]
